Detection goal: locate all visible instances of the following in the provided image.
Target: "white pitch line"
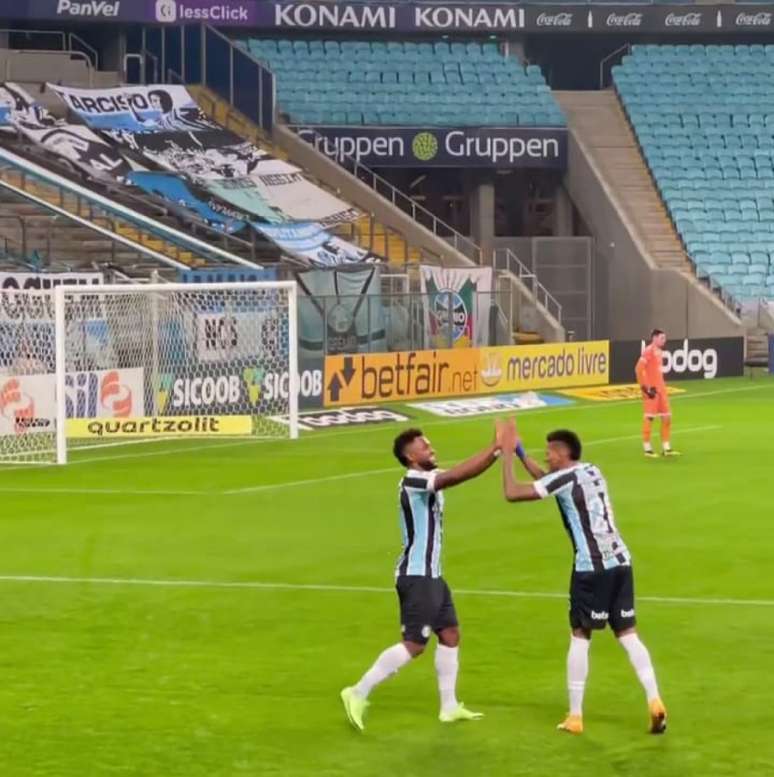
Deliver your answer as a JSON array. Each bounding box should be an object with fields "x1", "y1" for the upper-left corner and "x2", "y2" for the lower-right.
[
  {"x1": 223, "y1": 466, "x2": 397, "y2": 495},
  {"x1": 1, "y1": 381, "x2": 765, "y2": 474},
  {"x1": 222, "y1": 424, "x2": 722, "y2": 496},
  {"x1": 0, "y1": 487, "x2": 204, "y2": 497},
  {"x1": 0, "y1": 574, "x2": 770, "y2": 608},
  {"x1": 0, "y1": 424, "x2": 723, "y2": 498}
]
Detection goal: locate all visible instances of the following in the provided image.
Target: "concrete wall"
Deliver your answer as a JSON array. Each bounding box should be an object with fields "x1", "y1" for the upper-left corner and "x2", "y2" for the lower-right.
[{"x1": 564, "y1": 131, "x2": 743, "y2": 340}]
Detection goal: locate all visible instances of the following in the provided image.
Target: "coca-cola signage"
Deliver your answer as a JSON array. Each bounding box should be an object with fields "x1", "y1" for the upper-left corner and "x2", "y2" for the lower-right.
[
  {"x1": 734, "y1": 11, "x2": 773, "y2": 28},
  {"x1": 535, "y1": 12, "x2": 575, "y2": 28},
  {"x1": 664, "y1": 12, "x2": 703, "y2": 27},
  {"x1": 605, "y1": 12, "x2": 644, "y2": 28}
]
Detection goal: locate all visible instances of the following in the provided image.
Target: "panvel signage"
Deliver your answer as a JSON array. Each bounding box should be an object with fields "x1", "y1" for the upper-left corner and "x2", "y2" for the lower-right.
[
  {"x1": 323, "y1": 342, "x2": 610, "y2": 407},
  {"x1": 294, "y1": 127, "x2": 567, "y2": 170}
]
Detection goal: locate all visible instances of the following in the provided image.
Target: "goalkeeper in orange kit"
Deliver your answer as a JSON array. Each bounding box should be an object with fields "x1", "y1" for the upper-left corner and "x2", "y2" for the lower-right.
[{"x1": 635, "y1": 329, "x2": 680, "y2": 458}]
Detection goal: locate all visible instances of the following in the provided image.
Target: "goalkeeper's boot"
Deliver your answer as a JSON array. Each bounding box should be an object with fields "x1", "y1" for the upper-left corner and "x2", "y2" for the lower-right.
[
  {"x1": 557, "y1": 714, "x2": 584, "y2": 734},
  {"x1": 662, "y1": 449, "x2": 682, "y2": 457},
  {"x1": 649, "y1": 698, "x2": 668, "y2": 734},
  {"x1": 340, "y1": 687, "x2": 368, "y2": 732},
  {"x1": 439, "y1": 703, "x2": 484, "y2": 723}
]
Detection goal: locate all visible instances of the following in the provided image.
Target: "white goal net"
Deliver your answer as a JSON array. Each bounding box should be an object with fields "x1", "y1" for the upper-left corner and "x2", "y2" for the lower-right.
[{"x1": 0, "y1": 282, "x2": 298, "y2": 465}]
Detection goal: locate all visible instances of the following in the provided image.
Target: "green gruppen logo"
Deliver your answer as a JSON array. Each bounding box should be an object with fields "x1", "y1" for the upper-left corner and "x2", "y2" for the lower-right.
[{"x1": 412, "y1": 132, "x2": 439, "y2": 162}]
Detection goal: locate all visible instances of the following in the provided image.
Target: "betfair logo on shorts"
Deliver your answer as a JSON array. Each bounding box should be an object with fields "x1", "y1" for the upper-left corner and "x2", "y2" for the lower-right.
[
  {"x1": 66, "y1": 415, "x2": 253, "y2": 438},
  {"x1": 590, "y1": 610, "x2": 609, "y2": 621},
  {"x1": 620, "y1": 608, "x2": 635, "y2": 618}
]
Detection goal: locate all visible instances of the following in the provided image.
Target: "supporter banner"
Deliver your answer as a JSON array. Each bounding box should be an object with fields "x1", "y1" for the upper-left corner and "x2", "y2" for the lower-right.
[
  {"x1": 296, "y1": 126, "x2": 566, "y2": 170},
  {"x1": 0, "y1": 83, "x2": 131, "y2": 180},
  {"x1": 258, "y1": 222, "x2": 374, "y2": 268},
  {"x1": 324, "y1": 341, "x2": 609, "y2": 406},
  {"x1": 126, "y1": 171, "x2": 247, "y2": 234},
  {"x1": 0, "y1": 367, "x2": 145, "y2": 437},
  {"x1": 296, "y1": 266, "x2": 385, "y2": 360},
  {"x1": 66, "y1": 415, "x2": 253, "y2": 438},
  {"x1": 49, "y1": 84, "x2": 359, "y2": 226},
  {"x1": 3, "y1": 2, "x2": 774, "y2": 33},
  {"x1": 420, "y1": 266, "x2": 493, "y2": 349},
  {"x1": 0, "y1": 272, "x2": 103, "y2": 323},
  {"x1": 155, "y1": 358, "x2": 324, "y2": 413},
  {"x1": 610, "y1": 338, "x2": 745, "y2": 383}
]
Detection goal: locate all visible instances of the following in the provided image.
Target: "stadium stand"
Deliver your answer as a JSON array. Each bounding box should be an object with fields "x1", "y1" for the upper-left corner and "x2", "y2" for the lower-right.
[
  {"x1": 614, "y1": 44, "x2": 774, "y2": 301},
  {"x1": 241, "y1": 39, "x2": 566, "y2": 128}
]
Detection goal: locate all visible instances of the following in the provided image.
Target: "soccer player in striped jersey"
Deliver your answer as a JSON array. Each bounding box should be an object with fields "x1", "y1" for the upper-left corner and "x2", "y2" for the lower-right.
[
  {"x1": 341, "y1": 428, "x2": 499, "y2": 731},
  {"x1": 496, "y1": 419, "x2": 667, "y2": 736}
]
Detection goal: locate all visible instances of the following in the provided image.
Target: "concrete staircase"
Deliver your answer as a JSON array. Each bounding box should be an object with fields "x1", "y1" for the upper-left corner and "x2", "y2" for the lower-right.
[{"x1": 556, "y1": 90, "x2": 689, "y2": 272}]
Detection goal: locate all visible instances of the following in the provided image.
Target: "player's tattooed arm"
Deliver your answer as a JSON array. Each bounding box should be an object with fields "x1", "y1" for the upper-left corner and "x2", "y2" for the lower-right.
[
  {"x1": 434, "y1": 442, "x2": 500, "y2": 491},
  {"x1": 497, "y1": 419, "x2": 541, "y2": 503}
]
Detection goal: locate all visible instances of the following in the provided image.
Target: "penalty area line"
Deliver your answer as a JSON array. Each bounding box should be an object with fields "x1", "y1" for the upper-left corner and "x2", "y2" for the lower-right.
[{"x1": 0, "y1": 574, "x2": 770, "y2": 608}]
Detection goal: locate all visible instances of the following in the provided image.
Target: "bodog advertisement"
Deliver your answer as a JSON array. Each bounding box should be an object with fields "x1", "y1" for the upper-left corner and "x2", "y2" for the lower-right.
[
  {"x1": 609, "y1": 338, "x2": 744, "y2": 383},
  {"x1": 323, "y1": 341, "x2": 609, "y2": 406}
]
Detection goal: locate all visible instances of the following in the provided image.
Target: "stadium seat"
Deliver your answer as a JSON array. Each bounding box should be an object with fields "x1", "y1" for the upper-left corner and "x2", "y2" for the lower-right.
[
  {"x1": 248, "y1": 37, "x2": 565, "y2": 129},
  {"x1": 615, "y1": 44, "x2": 774, "y2": 299}
]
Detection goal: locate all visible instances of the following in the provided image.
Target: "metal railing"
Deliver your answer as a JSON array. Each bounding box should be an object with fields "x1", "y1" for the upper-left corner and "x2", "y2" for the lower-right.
[
  {"x1": 493, "y1": 248, "x2": 563, "y2": 325},
  {"x1": 599, "y1": 44, "x2": 632, "y2": 90},
  {"x1": 3, "y1": 48, "x2": 95, "y2": 86},
  {"x1": 0, "y1": 144, "x2": 270, "y2": 271},
  {"x1": 294, "y1": 126, "x2": 482, "y2": 264},
  {"x1": 0, "y1": 29, "x2": 98, "y2": 68}
]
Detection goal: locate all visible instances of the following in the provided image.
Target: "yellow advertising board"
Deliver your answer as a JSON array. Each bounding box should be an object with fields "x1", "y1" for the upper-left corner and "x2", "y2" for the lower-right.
[
  {"x1": 477, "y1": 341, "x2": 610, "y2": 394},
  {"x1": 324, "y1": 349, "x2": 480, "y2": 406},
  {"x1": 66, "y1": 415, "x2": 253, "y2": 439},
  {"x1": 323, "y1": 341, "x2": 610, "y2": 407}
]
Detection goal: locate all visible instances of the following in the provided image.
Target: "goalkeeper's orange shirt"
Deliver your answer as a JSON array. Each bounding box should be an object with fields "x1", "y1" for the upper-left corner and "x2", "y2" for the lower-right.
[{"x1": 637, "y1": 344, "x2": 666, "y2": 389}]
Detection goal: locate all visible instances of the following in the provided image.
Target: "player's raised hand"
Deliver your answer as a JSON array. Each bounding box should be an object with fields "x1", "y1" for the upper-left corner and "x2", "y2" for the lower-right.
[{"x1": 497, "y1": 418, "x2": 517, "y2": 452}]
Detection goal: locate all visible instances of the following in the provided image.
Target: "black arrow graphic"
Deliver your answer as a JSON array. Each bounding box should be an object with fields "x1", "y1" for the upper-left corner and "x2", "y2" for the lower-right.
[
  {"x1": 342, "y1": 356, "x2": 355, "y2": 386},
  {"x1": 328, "y1": 372, "x2": 343, "y2": 402}
]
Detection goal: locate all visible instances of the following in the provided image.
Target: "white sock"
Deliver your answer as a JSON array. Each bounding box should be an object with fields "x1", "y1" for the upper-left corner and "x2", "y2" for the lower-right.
[
  {"x1": 618, "y1": 633, "x2": 660, "y2": 702},
  {"x1": 435, "y1": 644, "x2": 459, "y2": 714},
  {"x1": 567, "y1": 636, "x2": 590, "y2": 716},
  {"x1": 354, "y1": 643, "x2": 413, "y2": 699},
  {"x1": 643, "y1": 442, "x2": 653, "y2": 453},
  {"x1": 662, "y1": 441, "x2": 672, "y2": 452}
]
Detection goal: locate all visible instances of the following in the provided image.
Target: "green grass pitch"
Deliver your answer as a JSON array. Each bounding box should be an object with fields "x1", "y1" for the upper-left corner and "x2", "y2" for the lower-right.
[{"x1": 1, "y1": 375, "x2": 773, "y2": 777}]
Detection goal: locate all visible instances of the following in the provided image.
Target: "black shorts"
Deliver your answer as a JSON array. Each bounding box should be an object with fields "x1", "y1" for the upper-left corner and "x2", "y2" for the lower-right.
[
  {"x1": 569, "y1": 565, "x2": 636, "y2": 632},
  {"x1": 396, "y1": 575, "x2": 459, "y2": 644}
]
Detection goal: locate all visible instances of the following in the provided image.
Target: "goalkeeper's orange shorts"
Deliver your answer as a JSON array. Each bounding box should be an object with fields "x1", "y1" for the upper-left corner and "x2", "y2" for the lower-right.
[{"x1": 643, "y1": 390, "x2": 670, "y2": 417}]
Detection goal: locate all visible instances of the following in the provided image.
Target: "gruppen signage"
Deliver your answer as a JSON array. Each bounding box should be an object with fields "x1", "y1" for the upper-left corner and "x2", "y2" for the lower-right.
[{"x1": 294, "y1": 126, "x2": 567, "y2": 169}]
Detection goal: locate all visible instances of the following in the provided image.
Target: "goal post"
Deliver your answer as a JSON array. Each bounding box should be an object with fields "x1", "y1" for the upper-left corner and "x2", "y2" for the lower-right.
[{"x1": 0, "y1": 281, "x2": 299, "y2": 466}]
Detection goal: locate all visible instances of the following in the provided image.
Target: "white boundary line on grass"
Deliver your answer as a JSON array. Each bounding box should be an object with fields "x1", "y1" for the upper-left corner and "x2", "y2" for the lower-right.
[
  {"x1": 4, "y1": 381, "x2": 763, "y2": 472},
  {"x1": 221, "y1": 424, "x2": 720, "y2": 495},
  {"x1": 0, "y1": 425, "x2": 721, "y2": 498},
  {"x1": 0, "y1": 574, "x2": 770, "y2": 608}
]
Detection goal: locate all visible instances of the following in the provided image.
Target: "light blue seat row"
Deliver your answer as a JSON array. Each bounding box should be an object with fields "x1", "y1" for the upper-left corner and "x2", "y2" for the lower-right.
[
  {"x1": 615, "y1": 43, "x2": 774, "y2": 300},
  {"x1": 243, "y1": 37, "x2": 565, "y2": 129}
]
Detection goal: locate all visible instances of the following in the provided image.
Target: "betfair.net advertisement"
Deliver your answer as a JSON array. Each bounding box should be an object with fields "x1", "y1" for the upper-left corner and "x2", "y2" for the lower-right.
[{"x1": 324, "y1": 341, "x2": 609, "y2": 406}]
